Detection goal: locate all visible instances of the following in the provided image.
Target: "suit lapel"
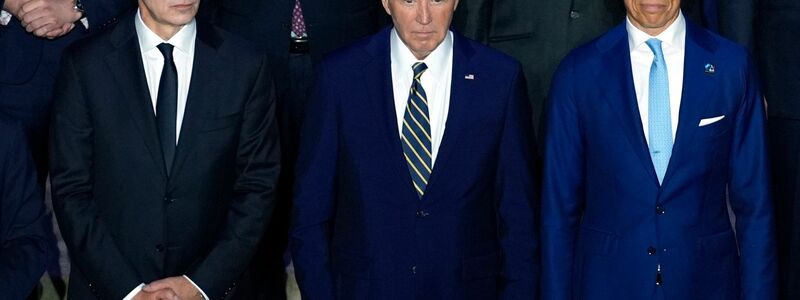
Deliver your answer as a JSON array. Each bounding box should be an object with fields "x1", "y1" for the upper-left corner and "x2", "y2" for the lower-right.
[
  {"x1": 597, "y1": 25, "x2": 659, "y2": 185},
  {"x1": 661, "y1": 21, "x2": 718, "y2": 186},
  {"x1": 362, "y1": 28, "x2": 421, "y2": 201},
  {"x1": 105, "y1": 16, "x2": 167, "y2": 180},
  {"x1": 423, "y1": 33, "x2": 476, "y2": 197},
  {"x1": 171, "y1": 22, "x2": 225, "y2": 177}
]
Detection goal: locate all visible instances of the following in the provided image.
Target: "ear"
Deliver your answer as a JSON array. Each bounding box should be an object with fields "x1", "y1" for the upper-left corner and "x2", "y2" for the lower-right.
[{"x1": 382, "y1": 0, "x2": 392, "y2": 16}]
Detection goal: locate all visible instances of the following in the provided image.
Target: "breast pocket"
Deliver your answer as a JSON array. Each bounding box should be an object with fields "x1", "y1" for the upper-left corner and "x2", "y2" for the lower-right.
[{"x1": 696, "y1": 115, "x2": 732, "y2": 139}]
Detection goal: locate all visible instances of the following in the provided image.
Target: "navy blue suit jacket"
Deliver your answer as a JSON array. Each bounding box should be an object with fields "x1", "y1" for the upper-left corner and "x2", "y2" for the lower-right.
[
  {"x1": 0, "y1": 117, "x2": 49, "y2": 299},
  {"x1": 541, "y1": 21, "x2": 776, "y2": 300},
  {"x1": 290, "y1": 28, "x2": 538, "y2": 300}
]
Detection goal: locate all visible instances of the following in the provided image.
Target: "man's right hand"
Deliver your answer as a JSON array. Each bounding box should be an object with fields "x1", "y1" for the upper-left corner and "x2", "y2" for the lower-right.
[{"x1": 132, "y1": 288, "x2": 181, "y2": 300}]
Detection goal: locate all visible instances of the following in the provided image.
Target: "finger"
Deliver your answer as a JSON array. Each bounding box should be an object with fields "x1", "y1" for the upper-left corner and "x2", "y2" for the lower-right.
[
  {"x1": 19, "y1": 6, "x2": 48, "y2": 25},
  {"x1": 142, "y1": 279, "x2": 173, "y2": 292},
  {"x1": 45, "y1": 29, "x2": 62, "y2": 39},
  {"x1": 33, "y1": 21, "x2": 57, "y2": 37},
  {"x1": 20, "y1": 0, "x2": 45, "y2": 17},
  {"x1": 154, "y1": 288, "x2": 179, "y2": 300},
  {"x1": 46, "y1": 22, "x2": 73, "y2": 38},
  {"x1": 23, "y1": 13, "x2": 55, "y2": 32}
]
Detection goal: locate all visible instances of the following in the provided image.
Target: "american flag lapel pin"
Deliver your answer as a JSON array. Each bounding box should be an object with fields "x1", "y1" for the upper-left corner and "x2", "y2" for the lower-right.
[{"x1": 464, "y1": 74, "x2": 475, "y2": 80}]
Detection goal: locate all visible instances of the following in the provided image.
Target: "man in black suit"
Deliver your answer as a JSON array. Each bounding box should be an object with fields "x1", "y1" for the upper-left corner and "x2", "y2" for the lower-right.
[
  {"x1": 48, "y1": 0, "x2": 280, "y2": 298},
  {"x1": 204, "y1": 1, "x2": 387, "y2": 298},
  {"x1": 0, "y1": 117, "x2": 50, "y2": 300},
  {"x1": 453, "y1": 0, "x2": 754, "y2": 154},
  {"x1": 757, "y1": 1, "x2": 800, "y2": 299}
]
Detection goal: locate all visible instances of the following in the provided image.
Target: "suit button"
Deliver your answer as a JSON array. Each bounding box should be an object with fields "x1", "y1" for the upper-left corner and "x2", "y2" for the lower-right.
[
  {"x1": 156, "y1": 244, "x2": 165, "y2": 252},
  {"x1": 570, "y1": 10, "x2": 581, "y2": 19},
  {"x1": 411, "y1": 265, "x2": 417, "y2": 274},
  {"x1": 416, "y1": 210, "x2": 430, "y2": 218},
  {"x1": 647, "y1": 246, "x2": 657, "y2": 255},
  {"x1": 655, "y1": 205, "x2": 665, "y2": 215}
]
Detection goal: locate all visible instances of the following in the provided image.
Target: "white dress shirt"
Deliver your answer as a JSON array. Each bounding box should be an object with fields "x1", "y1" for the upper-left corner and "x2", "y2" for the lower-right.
[
  {"x1": 136, "y1": 10, "x2": 196, "y2": 144},
  {"x1": 123, "y1": 10, "x2": 209, "y2": 300},
  {"x1": 627, "y1": 12, "x2": 686, "y2": 143},
  {"x1": 390, "y1": 29, "x2": 453, "y2": 166}
]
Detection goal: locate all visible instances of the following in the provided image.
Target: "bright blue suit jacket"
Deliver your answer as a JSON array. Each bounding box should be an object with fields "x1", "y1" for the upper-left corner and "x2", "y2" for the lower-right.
[
  {"x1": 290, "y1": 27, "x2": 539, "y2": 300},
  {"x1": 541, "y1": 20, "x2": 776, "y2": 300}
]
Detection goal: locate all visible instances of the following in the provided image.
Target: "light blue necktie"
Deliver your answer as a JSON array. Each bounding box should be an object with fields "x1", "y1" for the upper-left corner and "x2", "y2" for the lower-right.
[{"x1": 646, "y1": 38, "x2": 673, "y2": 185}]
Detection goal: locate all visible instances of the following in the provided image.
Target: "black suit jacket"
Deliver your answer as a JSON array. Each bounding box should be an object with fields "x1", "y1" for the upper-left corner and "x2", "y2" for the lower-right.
[
  {"x1": 49, "y1": 13, "x2": 280, "y2": 300},
  {"x1": 0, "y1": 117, "x2": 49, "y2": 300}
]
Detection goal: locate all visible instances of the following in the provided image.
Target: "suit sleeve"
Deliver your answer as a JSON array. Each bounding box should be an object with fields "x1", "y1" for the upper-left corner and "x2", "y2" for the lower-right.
[
  {"x1": 0, "y1": 122, "x2": 49, "y2": 300},
  {"x1": 540, "y1": 55, "x2": 584, "y2": 300},
  {"x1": 185, "y1": 55, "x2": 281, "y2": 298},
  {"x1": 495, "y1": 64, "x2": 539, "y2": 299},
  {"x1": 728, "y1": 55, "x2": 777, "y2": 300},
  {"x1": 49, "y1": 51, "x2": 143, "y2": 299},
  {"x1": 289, "y1": 62, "x2": 338, "y2": 300}
]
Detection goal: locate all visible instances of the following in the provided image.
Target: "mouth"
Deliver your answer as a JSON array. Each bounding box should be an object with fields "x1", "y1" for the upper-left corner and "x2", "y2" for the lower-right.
[
  {"x1": 639, "y1": 3, "x2": 668, "y2": 14},
  {"x1": 413, "y1": 31, "x2": 435, "y2": 38},
  {"x1": 172, "y1": 2, "x2": 195, "y2": 9}
]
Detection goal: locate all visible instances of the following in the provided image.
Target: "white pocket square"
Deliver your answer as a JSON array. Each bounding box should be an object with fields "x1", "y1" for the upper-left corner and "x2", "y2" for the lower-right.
[{"x1": 698, "y1": 115, "x2": 725, "y2": 126}]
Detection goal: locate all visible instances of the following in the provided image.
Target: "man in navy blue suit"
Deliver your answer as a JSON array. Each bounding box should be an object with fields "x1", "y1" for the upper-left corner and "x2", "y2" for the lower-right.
[
  {"x1": 290, "y1": 0, "x2": 538, "y2": 299},
  {"x1": 0, "y1": 116, "x2": 50, "y2": 300},
  {"x1": 542, "y1": 0, "x2": 776, "y2": 299}
]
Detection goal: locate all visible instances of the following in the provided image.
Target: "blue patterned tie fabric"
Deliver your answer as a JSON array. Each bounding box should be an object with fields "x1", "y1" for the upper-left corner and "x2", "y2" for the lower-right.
[
  {"x1": 646, "y1": 38, "x2": 673, "y2": 184},
  {"x1": 401, "y1": 62, "x2": 432, "y2": 198}
]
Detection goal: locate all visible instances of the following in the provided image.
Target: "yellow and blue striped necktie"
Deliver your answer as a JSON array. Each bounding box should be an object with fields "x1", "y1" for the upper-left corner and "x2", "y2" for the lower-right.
[{"x1": 401, "y1": 62, "x2": 432, "y2": 198}]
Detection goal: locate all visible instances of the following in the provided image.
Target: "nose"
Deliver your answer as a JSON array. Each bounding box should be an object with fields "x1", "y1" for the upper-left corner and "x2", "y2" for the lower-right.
[{"x1": 416, "y1": 1, "x2": 432, "y2": 25}]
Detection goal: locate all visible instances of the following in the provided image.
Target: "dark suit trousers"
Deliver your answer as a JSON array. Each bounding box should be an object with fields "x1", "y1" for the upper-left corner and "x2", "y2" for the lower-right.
[
  {"x1": 0, "y1": 41, "x2": 62, "y2": 280},
  {"x1": 245, "y1": 52, "x2": 313, "y2": 300}
]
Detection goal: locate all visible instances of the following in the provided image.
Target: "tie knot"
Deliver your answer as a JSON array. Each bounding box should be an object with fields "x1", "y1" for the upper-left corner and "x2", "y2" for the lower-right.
[
  {"x1": 412, "y1": 62, "x2": 428, "y2": 78},
  {"x1": 645, "y1": 38, "x2": 664, "y2": 58},
  {"x1": 157, "y1": 43, "x2": 174, "y2": 61}
]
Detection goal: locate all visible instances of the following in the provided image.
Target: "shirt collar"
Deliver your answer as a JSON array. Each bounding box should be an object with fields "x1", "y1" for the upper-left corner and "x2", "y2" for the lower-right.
[
  {"x1": 626, "y1": 10, "x2": 686, "y2": 52},
  {"x1": 390, "y1": 28, "x2": 453, "y2": 82},
  {"x1": 135, "y1": 9, "x2": 197, "y2": 55}
]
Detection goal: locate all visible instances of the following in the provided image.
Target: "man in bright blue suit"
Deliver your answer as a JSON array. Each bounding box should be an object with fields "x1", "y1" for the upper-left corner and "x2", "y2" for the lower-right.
[
  {"x1": 541, "y1": 0, "x2": 776, "y2": 299},
  {"x1": 290, "y1": 0, "x2": 538, "y2": 299}
]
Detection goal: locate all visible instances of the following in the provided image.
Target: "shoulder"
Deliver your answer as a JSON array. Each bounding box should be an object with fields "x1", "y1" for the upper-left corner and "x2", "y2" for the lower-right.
[{"x1": 208, "y1": 22, "x2": 264, "y2": 63}]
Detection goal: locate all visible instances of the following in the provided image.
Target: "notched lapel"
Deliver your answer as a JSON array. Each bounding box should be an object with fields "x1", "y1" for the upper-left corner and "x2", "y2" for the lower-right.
[
  {"x1": 363, "y1": 29, "x2": 420, "y2": 202},
  {"x1": 661, "y1": 23, "x2": 718, "y2": 186},
  {"x1": 422, "y1": 34, "x2": 476, "y2": 201},
  {"x1": 598, "y1": 38, "x2": 658, "y2": 185},
  {"x1": 105, "y1": 18, "x2": 167, "y2": 180},
  {"x1": 171, "y1": 23, "x2": 226, "y2": 177}
]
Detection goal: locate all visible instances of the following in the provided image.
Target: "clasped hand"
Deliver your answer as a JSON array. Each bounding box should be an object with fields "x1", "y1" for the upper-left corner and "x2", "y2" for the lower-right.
[{"x1": 4, "y1": 0, "x2": 81, "y2": 39}]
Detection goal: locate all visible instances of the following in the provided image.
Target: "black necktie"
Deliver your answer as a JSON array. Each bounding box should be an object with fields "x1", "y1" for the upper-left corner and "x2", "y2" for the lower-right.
[{"x1": 156, "y1": 43, "x2": 177, "y2": 175}]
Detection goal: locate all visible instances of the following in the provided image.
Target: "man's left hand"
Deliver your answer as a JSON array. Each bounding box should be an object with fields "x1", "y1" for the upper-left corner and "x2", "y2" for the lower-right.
[{"x1": 143, "y1": 276, "x2": 203, "y2": 300}]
